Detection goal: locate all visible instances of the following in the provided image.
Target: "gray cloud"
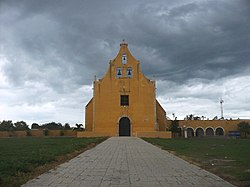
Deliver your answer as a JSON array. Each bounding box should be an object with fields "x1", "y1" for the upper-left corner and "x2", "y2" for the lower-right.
[{"x1": 0, "y1": 0, "x2": 249, "y2": 125}]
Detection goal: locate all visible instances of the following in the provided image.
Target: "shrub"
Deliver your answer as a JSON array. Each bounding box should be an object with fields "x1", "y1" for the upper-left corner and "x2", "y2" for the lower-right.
[{"x1": 238, "y1": 121, "x2": 250, "y2": 138}]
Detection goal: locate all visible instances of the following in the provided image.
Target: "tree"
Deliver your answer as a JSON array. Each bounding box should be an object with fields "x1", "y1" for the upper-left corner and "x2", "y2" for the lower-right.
[
  {"x1": 169, "y1": 120, "x2": 181, "y2": 136},
  {"x1": 64, "y1": 123, "x2": 71, "y2": 130},
  {"x1": 184, "y1": 114, "x2": 203, "y2": 120},
  {"x1": 193, "y1": 116, "x2": 201, "y2": 120},
  {"x1": 40, "y1": 122, "x2": 63, "y2": 130},
  {"x1": 0, "y1": 120, "x2": 14, "y2": 131},
  {"x1": 74, "y1": 123, "x2": 83, "y2": 131},
  {"x1": 14, "y1": 121, "x2": 29, "y2": 130},
  {"x1": 31, "y1": 123, "x2": 40, "y2": 129},
  {"x1": 184, "y1": 114, "x2": 194, "y2": 120},
  {"x1": 238, "y1": 121, "x2": 250, "y2": 138}
]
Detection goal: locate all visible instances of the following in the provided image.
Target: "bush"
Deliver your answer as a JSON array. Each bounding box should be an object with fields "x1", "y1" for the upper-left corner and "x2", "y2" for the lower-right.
[{"x1": 238, "y1": 121, "x2": 250, "y2": 138}]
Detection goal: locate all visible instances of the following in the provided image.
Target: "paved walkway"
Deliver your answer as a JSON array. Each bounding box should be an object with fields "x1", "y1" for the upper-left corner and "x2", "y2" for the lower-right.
[{"x1": 22, "y1": 137, "x2": 234, "y2": 187}]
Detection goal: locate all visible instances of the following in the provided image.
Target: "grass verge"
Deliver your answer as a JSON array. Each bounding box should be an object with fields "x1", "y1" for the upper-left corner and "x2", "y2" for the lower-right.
[
  {"x1": 143, "y1": 137, "x2": 250, "y2": 187},
  {"x1": 0, "y1": 137, "x2": 107, "y2": 186}
]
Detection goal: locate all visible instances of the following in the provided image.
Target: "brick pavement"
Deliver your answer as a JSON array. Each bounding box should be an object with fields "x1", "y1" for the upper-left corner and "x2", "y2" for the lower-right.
[{"x1": 22, "y1": 137, "x2": 235, "y2": 187}]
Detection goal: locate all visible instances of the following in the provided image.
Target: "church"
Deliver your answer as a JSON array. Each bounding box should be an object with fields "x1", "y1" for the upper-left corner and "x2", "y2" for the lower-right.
[
  {"x1": 77, "y1": 41, "x2": 247, "y2": 139},
  {"x1": 82, "y1": 41, "x2": 171, "y2": 138}
]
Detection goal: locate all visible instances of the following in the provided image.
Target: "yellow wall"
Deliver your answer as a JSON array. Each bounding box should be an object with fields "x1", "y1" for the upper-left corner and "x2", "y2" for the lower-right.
[
  {"x1": 77, "y1": 131, "x2": 172, "y2": 138},
  {"x1": 136, "y1": 131, "x2": 172, "y2": 138},
  {"x1": 77, "y1": 132, "x2": 113, "y2": 138},
  {"x1": 0, "y1": 130, "x2": 77, "y2": 138},
  {"x1": 85, "y1": 99, "x2": 93, "y2": 131},
  {"x1": 31, "y1": 130, "x2": 44, "y2": 137},
  {"x1": 156, "y1": 100, "x2": 167, "y2": 131},
  {"x1": 165, "y1": 120, "x2": 250, "y2": 136},
  {"x1": 85, "y1": 42, "x2": 162, "y2": 136},
  {"x1": 180, "y1": 120, "x2": 244, "y2": 135},
  {"x1": 0, "y1": 131, "x2": 10, "y2": 137},
  {"x1": 14, "y1": 131, "x2": 27, "y2": 137}
]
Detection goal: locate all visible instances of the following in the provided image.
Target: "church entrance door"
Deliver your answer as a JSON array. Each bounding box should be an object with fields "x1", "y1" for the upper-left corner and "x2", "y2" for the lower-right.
[{"x1": 119, "y1": 117, "x2": 131, "y2": 136}]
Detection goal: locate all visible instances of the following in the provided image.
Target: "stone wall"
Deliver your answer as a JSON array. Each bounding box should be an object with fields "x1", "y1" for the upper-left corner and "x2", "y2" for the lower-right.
[{"x1": 0, "y1": 130, "x2": 77, "y2": 138}]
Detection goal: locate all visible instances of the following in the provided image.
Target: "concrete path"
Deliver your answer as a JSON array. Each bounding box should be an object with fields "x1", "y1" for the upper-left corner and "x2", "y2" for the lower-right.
[{"x1": 22, "y1": 137, "x2": 234, "y2": 187}]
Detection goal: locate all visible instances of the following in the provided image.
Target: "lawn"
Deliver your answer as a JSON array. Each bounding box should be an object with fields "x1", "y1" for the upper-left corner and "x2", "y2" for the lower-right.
[
  {"x1": 0, "y1": 137, "x2": 107, "y2": 186},
  {"x1": 143, "y1": 137, "x2": 250, "y2": 187}
]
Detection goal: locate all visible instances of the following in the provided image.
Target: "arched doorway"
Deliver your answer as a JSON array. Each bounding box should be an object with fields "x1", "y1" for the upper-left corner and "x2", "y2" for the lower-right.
[
  {"x1": 187, "y1": 128, "x2": 194, "y2": 137},
  {"x1": 195, "y1": 127, "x2": 204, "y2": 137},
  {"x1": 119, "y1": 117, "x2": 131, "y2": 136},
  {"x1": 205, "y1": 127, "x2": 214, "y2": 136},
  {"x1": 215, "y1": 127, "x2": 224, "y2": 136}
]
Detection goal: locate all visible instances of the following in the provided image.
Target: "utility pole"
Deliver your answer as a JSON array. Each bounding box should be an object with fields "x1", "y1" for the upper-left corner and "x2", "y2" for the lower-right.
[{"x1": 220, "y1": 98, "x2": 224, "y2": 119}]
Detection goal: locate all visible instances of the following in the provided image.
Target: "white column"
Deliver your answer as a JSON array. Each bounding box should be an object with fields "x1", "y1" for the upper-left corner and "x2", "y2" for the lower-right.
[{"x1": 183, "y1": 126, "x2": 187, "y2": 138}]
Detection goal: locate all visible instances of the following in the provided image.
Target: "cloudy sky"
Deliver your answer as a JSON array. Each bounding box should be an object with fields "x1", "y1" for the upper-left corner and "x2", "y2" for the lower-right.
[{"x1": 1, "y1": 0, "x2": 250, "y2": 126}]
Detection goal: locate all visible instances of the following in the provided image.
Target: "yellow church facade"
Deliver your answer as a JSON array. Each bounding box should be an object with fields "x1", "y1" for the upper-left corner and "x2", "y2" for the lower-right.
[
  {"x1": 77, "y1": 42, "x2": 248, "y2": 139},
  {"x1": 82, "y1": 42, "x2": 170, "y2": 138}
]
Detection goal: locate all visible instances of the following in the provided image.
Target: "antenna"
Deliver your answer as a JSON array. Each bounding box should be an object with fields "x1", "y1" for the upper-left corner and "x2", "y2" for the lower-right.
[{"x1": 220, "y1": 98, "x2": 224, "y2": 119}]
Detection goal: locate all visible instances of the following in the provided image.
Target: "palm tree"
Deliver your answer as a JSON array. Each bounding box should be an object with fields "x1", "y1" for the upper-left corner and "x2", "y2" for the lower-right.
[{"x1": 74, "y1": 123, "x2": 83, "y2": 131}]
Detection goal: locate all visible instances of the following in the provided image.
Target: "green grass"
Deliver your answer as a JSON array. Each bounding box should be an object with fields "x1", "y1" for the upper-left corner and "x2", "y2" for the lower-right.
[
  {"x1": 0, "y1": 137, "x2": 107, "y2": 186},
  {"x1": 143, "y1": 138, "x2": 250, "y2": 186}
]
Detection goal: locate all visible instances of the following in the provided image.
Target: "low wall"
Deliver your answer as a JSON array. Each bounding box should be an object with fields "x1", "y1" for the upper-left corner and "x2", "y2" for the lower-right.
[
  {"x1": 0, "y1": 130, "x2": 77, "y2": 138},
  {"x1": 0, "y1": 131, "x2": 26, "y2": 137},
  {"x1": 136, "y1": 131, "x2": 172, "y2": 139},
  {"x1": 47, "y1": 130, "x2": 61, "y2": 136},
  {"x1": 14, "y1": 131, "x2": 27, "y2": 137},
  {"x1": 77, "y1": 132, "x2": 113, "y2": 138},
  {"x1": 77, "y1": 131, "x2": 172, "y2": 138},
  {"x1": 47, "y1": 130, "x2": 77, "y2": 137},
  {"x1": 0, "y1": 131, "x2": 10, "y2": 137},
  {"x1": 63, "y1": 130, "x2": 77, "y2": 137},
  {"x1": 31, "y1": 130, "x2": 44, "y2": 137}
]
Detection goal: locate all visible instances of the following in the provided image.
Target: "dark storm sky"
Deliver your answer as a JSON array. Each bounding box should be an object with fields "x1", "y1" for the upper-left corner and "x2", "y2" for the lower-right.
[{"x1": 0, "y1": 0, "x2": 250, "y2": 125}]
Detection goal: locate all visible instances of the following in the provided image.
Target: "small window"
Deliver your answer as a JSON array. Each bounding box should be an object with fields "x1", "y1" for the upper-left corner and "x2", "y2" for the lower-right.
[{"x1": 120, "y1": 95, "x2": 129, "y2": 106}]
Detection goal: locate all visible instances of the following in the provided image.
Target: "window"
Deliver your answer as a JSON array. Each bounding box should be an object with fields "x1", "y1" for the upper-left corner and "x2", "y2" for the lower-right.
[{"x1": 120, "y1": 95, "x2": 129, "y2": 106}]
